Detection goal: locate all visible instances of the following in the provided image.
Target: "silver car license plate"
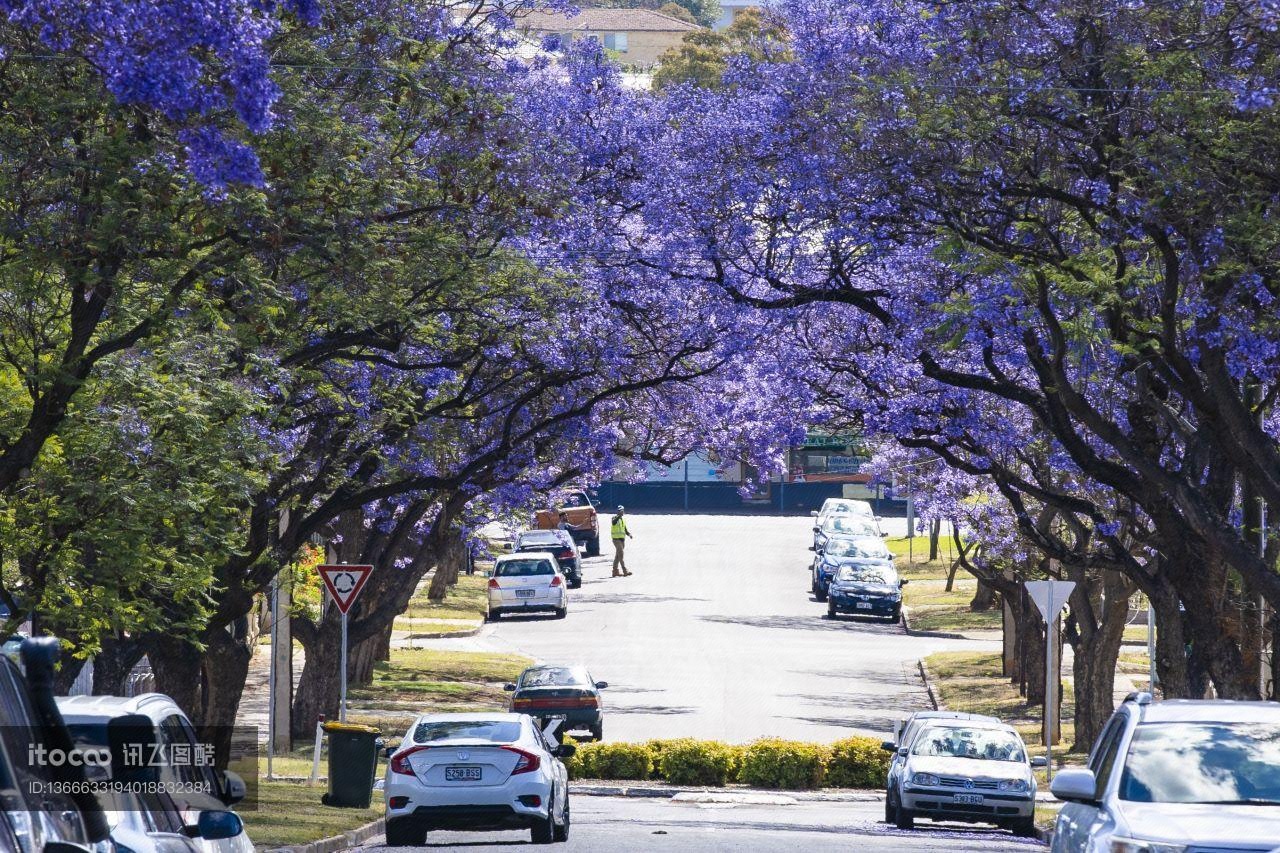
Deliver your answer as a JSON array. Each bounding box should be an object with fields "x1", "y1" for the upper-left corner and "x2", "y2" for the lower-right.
[
  {"x1": 516, "y1": 589, "x2": 535, "y2": 599},
  {"x1": 445, "y1": 766, "x2": 482, "y2": 782},
  {"x1": 856, "y1": 601, "x2": 873, "y2": 609},
  {"x1": 953, "y1": 793, "x2": 984, "y2": 805}
]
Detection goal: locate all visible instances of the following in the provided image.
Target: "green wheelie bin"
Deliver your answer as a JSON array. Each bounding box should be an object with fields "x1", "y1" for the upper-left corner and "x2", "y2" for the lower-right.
[{"x1": 320, "y1": 721, "x2": 382, "y2": 808}]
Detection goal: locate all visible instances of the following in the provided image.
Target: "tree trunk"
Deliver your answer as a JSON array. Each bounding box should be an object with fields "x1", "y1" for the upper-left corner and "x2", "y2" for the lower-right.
[
  {"x1": 1016, "y1": 595, "x2": 1047, "y2": 705},
  {"x1": 348, "y1": 623, "x2": 391, "y2": 688},
  {"x1": 146, "y1": 634, "x2": 204, "y2": 714},
  {"x1": 1067, "y1": 571, "x2": 1131, "y2": 753},
  {"x1": 1148, "y1": 577, "x2": 1189, "y2": 698},
  {"x1": 970, "y1": 579, "x2": 997, "y2": 612},
  {"x1": 291, "y1": 611, "x2": 344, "y2": 739},
  {"x1": 92, "y1": 634, "x2": 145, "y2": 696},
  {"x1": 929, "y1": 519, "x2": 941, "y2": 562},
  {"x1": 197, "y1": 629, "x2": 254, "y2": 768},
  {"x1": 427, "y1": 535, "x2": 467, "y2": 601}
]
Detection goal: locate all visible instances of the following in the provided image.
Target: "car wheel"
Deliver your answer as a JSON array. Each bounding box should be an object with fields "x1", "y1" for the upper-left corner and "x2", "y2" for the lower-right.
[
  {"x1": 589, "y1": 721, "x2": 603, "y2": 741},
  {"x1": 884, "y1": 791, "x2": 894, "y2": 823},
  {"x1": 554, "y1": 606, "x2": 567, "y2": 619},
  {"x1": 554, "y1": 795, "x2": 570, "y2": 842},
  {"x1": 827, "y1": 599, "x2": 838, "y2": 619},
  {"x1": 1010, "y1": 816, "x2": 1037, "y2": 838},
  {"x1": 894, "y1": 804, "x2": 915, "y2": 831},
  {"x1": 585, "y1": 536, "x2": 600, "y2": 557},
  {"x1": 385, "y1": 817, "x2": 425, "y2": 846},
  {"x1": 890, "y1": 605, "x2": 901, "y2": 623},
  {"x1": 569, "y1": 576, "x2": 582, "y2": 589},
  {"x1": 486, "y1": 608, "x2": 499, "y2": 622},
  {"x1": 531, "y1": 804, "x2": 556, "y2": 844}
]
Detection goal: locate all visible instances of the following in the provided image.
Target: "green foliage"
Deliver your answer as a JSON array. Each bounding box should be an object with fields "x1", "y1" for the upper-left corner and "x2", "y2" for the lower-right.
[
  {"x1": 655, "y1": 738, "x2": 743, "y2": 786},
  {"x1": 737, "y1": 738, "x2": 827, "y2": 790},
  {"x1": 658, "y1": 3, "x2": 696, "y2": 24},
  {"x1": 824, "y1": 737, "x2": 891, "y2": 789},
  {"x1": 654, "y1": 8, "x2": 789, "y2": 91},
  {"x1": 566, "y1": 741, "x2": 654, "y2": 781}
]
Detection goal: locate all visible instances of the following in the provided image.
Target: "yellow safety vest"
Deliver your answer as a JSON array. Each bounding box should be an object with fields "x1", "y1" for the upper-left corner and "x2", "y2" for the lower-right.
[{"x1": 611, "y1": 516, "x2": 628, "y2": 538}]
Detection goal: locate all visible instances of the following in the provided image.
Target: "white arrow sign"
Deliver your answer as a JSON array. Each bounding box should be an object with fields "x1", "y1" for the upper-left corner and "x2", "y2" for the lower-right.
[{"x1": 1025, "y1": 580, "x2": 1075, "y2": 623}]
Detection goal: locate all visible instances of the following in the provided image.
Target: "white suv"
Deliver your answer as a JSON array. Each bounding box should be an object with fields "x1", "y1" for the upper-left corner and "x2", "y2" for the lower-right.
[
  {"x1": 1052, "y1": 693, "x2": 1280, "y2": 853},
  {"x1": 487, "y1": 553, "x2": 567, "y2": 621},
  {"x1": 384, "y1": 712, "x2": 571, "y2": 845}
]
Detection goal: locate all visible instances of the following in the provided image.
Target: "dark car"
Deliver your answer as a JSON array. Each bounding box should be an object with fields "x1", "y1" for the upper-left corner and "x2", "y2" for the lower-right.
[
  {"x1": 505, "y1": 665, "x2": 608, "y2": 741},
  {"x1": 0, "y1": 638, "x2": 111, "y2": 853},
  {"x1": 826, "y1": 562, "x2": 907, "y2": 621},
  {"x1": 515, "y1": 529, "x2": 582, "y2": 588},
  {"x1": 809, "y1": 534, "x2": 893, "y2": 601}
]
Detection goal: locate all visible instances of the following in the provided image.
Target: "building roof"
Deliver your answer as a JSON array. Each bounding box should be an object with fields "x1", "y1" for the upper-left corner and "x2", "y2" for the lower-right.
[{"x1": 518, "y1": 8, "x2": 702, "y2": 33}]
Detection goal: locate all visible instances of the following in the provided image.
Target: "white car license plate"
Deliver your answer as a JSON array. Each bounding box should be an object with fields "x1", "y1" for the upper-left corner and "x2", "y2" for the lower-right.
[
  {"x1": 445, "y1": 766, "x2": 482, "y2": 782},
  {"x1": 516, "y1": 589, "x2": 536, "y2": 599},
  {"x1": 953, "y1": 793, "x2": 984, "y2": 805},
  {"x1": 856, "y1": 601, "x2": 873, "y2": 609}
]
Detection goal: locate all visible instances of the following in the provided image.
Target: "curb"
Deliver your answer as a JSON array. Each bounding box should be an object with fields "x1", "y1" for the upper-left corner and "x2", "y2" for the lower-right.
[
  {"x1": 917, "y1": 659, "x2": 942, "y2": 711},
  {"x1": 900, "y1": 607, "x2": 968, "y2": 640},
  {"x1": 403, "y1": 624, "x2": 482, "y2": 640},
  {"x1": 569, "y1": 783, "x2": 881, "y2": 802},
  {"x1": 266, "y1": 816, "x2": 385, "y2": 853}
]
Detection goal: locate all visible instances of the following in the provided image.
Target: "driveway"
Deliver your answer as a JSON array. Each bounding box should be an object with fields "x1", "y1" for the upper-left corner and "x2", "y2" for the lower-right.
[{"x1": 458, "y1": 513, "x2": 989, "y2": 744}]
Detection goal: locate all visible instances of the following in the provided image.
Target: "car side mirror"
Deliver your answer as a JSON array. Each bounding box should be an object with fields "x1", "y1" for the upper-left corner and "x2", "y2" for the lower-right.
[
  {"x1": 188, "y1": 810, "x2": 244, "y2": 841},
  {"x1": 504, "y1": 683, "x2": 517, "y2": 691},
  {"x1": 810, "y1": 510, "x2": 819, "y2": 517},
  {"x1": 808, "y1": 545, "x2": 817, "y2": 552},
  {"x1": 594, "y1": 681, "x2": 608, "y2": 689},
  {"x1": 1050, "y1": 768, "x2": 1098, "y2": 803},
  {"x1": 555, "y1": 742, "x2": 577, "y2": 758},
  {"x1": 384, "y1": 745, "x2": 396, "y2": 758},
  {"x1": 880, "y1": 740, "x2": 896, "y2": 753},
  {"x1": 899, "y1": 579, "x2": 909, "y2": 587},
  {"x1": 219, "y1": 770, "x2": 246, "y2": 806},
  {"x1": 813, "y1": 526, "x2": 821, "y2": 533},
  {"x1": 1030, "y1": 756, "x2": 1047, "y2": 769},
  {"x1": 897, "y1": 747, "x2": 909, "y2": 758},
  {"x1": 502, "y1": 542, "x2": 513, "y2": 552}
]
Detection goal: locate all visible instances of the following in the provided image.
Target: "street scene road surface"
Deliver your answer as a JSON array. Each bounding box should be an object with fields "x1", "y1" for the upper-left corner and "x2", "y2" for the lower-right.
[
  {"x1": 362, "y1": 793, "x2": 1043, "y2": 852},
  {"x1": 463, "y1": 513, "x2": 984, "y2": 744}
]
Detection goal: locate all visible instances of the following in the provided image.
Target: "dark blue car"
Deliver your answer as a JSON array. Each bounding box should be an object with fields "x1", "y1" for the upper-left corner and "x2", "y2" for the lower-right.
[
  {"x1": 827, "y1": 562, "x2": 906, "y2": 621},
  {"x1": 809, "y1": 535, "x2": 894, "y2": 601}
]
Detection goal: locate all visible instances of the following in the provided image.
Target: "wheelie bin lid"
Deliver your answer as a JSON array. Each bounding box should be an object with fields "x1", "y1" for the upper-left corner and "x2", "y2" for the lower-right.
[{"x1": 322, "y1": 721, "x2": 380, "y2": 734}]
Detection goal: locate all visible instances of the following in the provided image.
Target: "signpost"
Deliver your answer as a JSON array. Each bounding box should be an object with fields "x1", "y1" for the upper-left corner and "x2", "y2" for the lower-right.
[
  {"x1": 1024, "y1": 579, "x2": 1075, "y2": 783},
  {"x1": 317, "y1": 564, "x2": 373, "y2": 722}
]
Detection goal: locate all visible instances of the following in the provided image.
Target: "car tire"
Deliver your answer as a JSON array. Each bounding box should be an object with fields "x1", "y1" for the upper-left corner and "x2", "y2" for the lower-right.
[
  {"x1": 890, "y1": 605, "x2": 901, "y2": 623},
  {"x1": 569, "y1": 576, "x2": 582, "y2": 589},
  {"x1": 894, "y1": 804, "x2": 915, "y2": 830},
  {"x1": 531, "y1": 806, "x2": 556, "y2": 844},
  {"x1": 486, "y1": 608, "x2": 499, "y2": 622},
  {"x1": 554, "y1": 606, "x2": 567, "y2": 619},
  {"x1": 1010, "y1": 816, "x2": 1036, "y2": 838},
  {"x1": 815, "y1": 585, "x2": 828, "y2": 602},
  {"x1": 554, "y1": 796, "x2": 570, "y2": 842},
  {"x1": 827, "y1": 599, "x2": 838, "y2": 619},
  {"x1": 586, "y1": 536, "x2": 600, "y2": 557},
  {"x1": 589, "y1": 721, "x2": 603, "y2": 741},
  {"x1": 385, "y1": 817, "x2": 425, "y2": 846},
  {"x1": 884, "y1": 791, "x2": 894, "y2": 823}
]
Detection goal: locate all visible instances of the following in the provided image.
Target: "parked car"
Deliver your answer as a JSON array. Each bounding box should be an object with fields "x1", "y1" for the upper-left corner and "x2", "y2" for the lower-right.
[
  {"x1": 384, "y1": 712, "x2": 572, "y2": 846},
  {"x1": 504, "y1": 666, "x2": 608, "y2": 742},
  {"x1": 0, "y1": 637, "x2": 111, "y2": 853},
  {"x1": 58, "y1": 693, "x2": 252, "y2": 853},
  {"x1": 534, "y1": 489, "x2": 600, "y2": 557},
  {"x1": 881, "y1": 711, "x2": 1001, "y2": 823},
  {"x1": 1051, "y1": 693, "x2": 1280, "y2": 853},
  {"x1": 809, "y1": 534, "x2": 894, "y2": 601},
  {"x1": 826, "y1": 562, "x2": 907, "y2": 621},
  {"x1": 887, "y1": 718, "x2": 1039, "y2": 837},
  {"x1": 487, "y1": 553, "x2": 568, "y2": 621},
  {"x1": 514, "y1": 530, "x2": 582, "y2": 588},
  {"x1": 811, "y1": 513, "x2": 880, "y2": 552},
  {"x1": 811, "y1": 498, "x2": 882, "y2": 533}
]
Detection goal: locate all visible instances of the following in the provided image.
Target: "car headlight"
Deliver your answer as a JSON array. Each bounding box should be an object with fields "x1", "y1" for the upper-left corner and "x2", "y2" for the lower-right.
[
  {"x1": 1110, "y1": 839, "x2": 1187, "y2": 853},
  {"x1": 911, "y1": 772, "x2": 940, "y2": 786},
  {"x1": 998, "y1": 778, "x2": 1028, "y2": 792}
]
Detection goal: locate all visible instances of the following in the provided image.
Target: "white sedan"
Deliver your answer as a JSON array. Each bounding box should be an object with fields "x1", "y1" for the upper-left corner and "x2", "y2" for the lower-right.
[
  {"x1": 487, "y1": 552, "x2": 567, "y2": 621},
  {"x1": 384, "y1": 713, "x2": 572, "y2": 846}
]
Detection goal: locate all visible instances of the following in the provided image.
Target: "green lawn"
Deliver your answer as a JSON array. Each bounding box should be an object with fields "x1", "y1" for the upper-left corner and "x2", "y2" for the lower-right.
[
  {"x1": 887, "y1": 537, "x2": 1002, "y2": 635},
  {"x1": 243, "y1": 780, "x2": 381, "y2": 848},
  {"x1": 393, "y1": 573, "x2": 489, "y2": 629}
]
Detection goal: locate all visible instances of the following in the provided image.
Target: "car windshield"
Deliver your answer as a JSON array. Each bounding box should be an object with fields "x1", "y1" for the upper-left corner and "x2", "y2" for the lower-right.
[
  {"x1": 520, "y1": 667, "x2": 588, "y2": 688},
  {"x1": 1118, "y1": 723, "x2": 1280, "y2": 804},
  {"x1": 836, "y1": 565, "x2": 893, "y2": 584},
  {"x1": 826, "y1": 539, "x2": 890, "y2": 560},
  {"x1": 518, "y1": 533, "x2": 559, "y2": 547},
  {"x1": 913, "y1": 726, "x2": 1026, "y2": 762},
  {"x1": 413, "y1": 720, "x2": 522, "y2": 744},
  {"x1": 825, "y1": 517, "x2": 878, "y2": 537},
  {"x1": 560, "y1": 493, "x2": 589, "y2": 508},
  {"x1": 496, "y1": 558, "x2": 554, "y2": 577}
]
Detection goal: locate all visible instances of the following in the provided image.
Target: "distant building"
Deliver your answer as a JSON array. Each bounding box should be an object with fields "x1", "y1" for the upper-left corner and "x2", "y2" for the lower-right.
[
  {"x1": 713, "y1": 1, "x2": 760, "y2": 30},
  {"x1": 517, "y1": 8, "x2": 702, "y2": 68}
]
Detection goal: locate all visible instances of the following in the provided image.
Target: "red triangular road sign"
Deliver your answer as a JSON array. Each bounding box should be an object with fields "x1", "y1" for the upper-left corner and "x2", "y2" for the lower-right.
[{"x1": 318, "y1": 564, "x2": 373, "y2": 615}]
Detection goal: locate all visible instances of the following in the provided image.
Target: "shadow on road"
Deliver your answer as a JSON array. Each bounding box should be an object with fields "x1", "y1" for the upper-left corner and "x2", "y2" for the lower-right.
[
  {"x1": 579, "y1": 593, "x2": 709, "y2": 605},
  {"x1": 607, "y1": 704, "x2": 695, "y2": 716},
  {"x1": 698, "y1": 614, "x2": 902, "y2": 634}
]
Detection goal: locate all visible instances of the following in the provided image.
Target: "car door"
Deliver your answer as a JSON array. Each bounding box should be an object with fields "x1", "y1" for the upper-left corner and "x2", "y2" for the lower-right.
[
  {"x1": 537, "y1": 726, "x2": 568, "y2": 822},
  {"x1": 1053, "y1": 713, "x2": 1128, "y2": 852}
]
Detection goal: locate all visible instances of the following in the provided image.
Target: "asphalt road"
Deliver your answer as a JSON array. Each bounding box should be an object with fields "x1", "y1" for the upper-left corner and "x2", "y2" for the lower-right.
[
  {"x1": 464, "y1": 513, "x2": 983, "y2": 744},
  {"x1": 359, "y1": 794, "x2": 1043, "y2": 852}
]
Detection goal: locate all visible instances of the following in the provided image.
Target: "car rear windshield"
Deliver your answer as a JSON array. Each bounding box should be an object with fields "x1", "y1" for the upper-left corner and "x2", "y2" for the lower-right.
[
  {"x1": 520, "y1": 667, "x2": 588, "y2": 688},
  {"x1": 496, "y1": 559, "x2": 554, "y2": 577},
  {"x1": 825, "y1": 518, "x2": 878, "y2": 537},
  {"x1": 413, "y1": 720, "x2": 522, "y2": 745},
  {"x1": 836, "y1": 566, "x2": 893, "y2": 584},
  {"x1": 913, "y1": 726, "x2": 1026, "y2": 762},
  {"x1": 1119, "y1": 722, "x2": 1280, "y2": 804}
]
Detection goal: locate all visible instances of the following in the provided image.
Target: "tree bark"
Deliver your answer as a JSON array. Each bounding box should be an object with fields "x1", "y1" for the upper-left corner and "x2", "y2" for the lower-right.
[
  {"x1": 291, "y1": 610, "x2": 344, "y2": 739},
  {"x1": 92, "y1": 634, "x2": 145, "y2": 696},
  {"x1": 1066, "y1": 569, "x2": 1132, "y2": 753},
  {"x1": 929, "y1": 518, "x2": 941, "y2": 562},
  {"x1": 970, "y1": 579, "x2": 998, "y2": 612}
]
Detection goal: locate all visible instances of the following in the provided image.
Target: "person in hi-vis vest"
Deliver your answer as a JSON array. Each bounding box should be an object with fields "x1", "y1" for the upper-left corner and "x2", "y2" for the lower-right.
[{"x1": 611, "y1": 506, "x2": 633, "y2": 577}]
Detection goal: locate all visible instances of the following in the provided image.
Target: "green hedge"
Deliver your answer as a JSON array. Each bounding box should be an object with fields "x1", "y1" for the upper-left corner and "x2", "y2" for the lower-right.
[
  {"x1": 738, "y1": 738, "x2": 827, "y2": 790},
  {"x1": 655, "y1": 738, "x2": 744, "y2": 786},
  {"x1": 565, "y1": 736, "x2": 886, "y2": 790},
  {"x1": 825, "y1": 736, "x2": 891, "y2": 789}
]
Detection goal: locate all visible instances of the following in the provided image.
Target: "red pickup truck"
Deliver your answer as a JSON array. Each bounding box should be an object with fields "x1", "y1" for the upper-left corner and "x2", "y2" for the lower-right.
[{"x1": 534, "y1": 489, "x2": 600, "y2": 556}]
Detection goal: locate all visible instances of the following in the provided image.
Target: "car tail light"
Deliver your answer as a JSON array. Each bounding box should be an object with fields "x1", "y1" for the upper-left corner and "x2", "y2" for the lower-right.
[
  {"x1": 388, "y1": 796, "x2": 409, "y2": 809},
  {"x1": 550, "y1": 575, "x2": 562, "y2": 587},
  {"x1": 503, "y1": 746, "x2": 541, "y2": 775},
  {"x1": 389, "y1": 746, "x2": 430, "y2": 775},
  {"x1": 518, "y1": 795, "x2": 542, "y2": 807},
  {"x1": 558, "y1": 549, "x2": 574, "y2": 560},
  {"x1": 488, "y1": 578, "x2": 500, "y2": 589}
]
